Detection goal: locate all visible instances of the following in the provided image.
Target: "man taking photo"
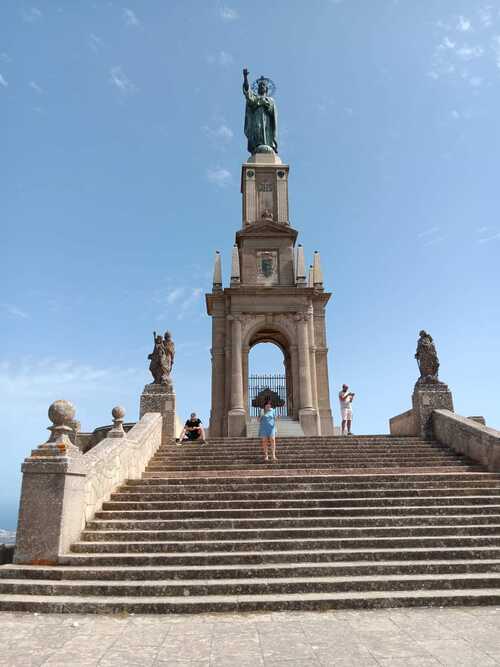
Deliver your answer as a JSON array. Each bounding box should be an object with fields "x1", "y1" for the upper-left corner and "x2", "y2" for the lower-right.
[{"x1": 339, "y1": 384, "x2": 355, "y2": 436}]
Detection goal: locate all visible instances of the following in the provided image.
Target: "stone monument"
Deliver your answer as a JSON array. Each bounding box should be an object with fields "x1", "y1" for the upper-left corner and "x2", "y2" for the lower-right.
[
  {"x1": 140, "y1": 330, "x2": 176, "y2": 444},
  {"x1": 205, "y1": 69, "x2": 334, "y2": 437},
  {"x1": 412, "y1": 330, "x2": 453, "y2": 438}
]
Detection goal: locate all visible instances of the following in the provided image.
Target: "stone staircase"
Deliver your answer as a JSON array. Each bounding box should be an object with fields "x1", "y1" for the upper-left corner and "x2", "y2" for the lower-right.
[{"x1": 2, "y1": 434, "x2": 500, "y2": 612}]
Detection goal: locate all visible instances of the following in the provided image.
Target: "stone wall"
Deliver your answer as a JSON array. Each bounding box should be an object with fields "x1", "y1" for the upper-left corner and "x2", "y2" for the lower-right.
[
  {"x1": 82, "y1": 412, "x2": 162, "y2": 525},
  {"x1": 433, "y1": 409, "x2": 500, "y2": 472},
  {"x1": 389, "y1": 409, "x2": 418, "y2": 436}
]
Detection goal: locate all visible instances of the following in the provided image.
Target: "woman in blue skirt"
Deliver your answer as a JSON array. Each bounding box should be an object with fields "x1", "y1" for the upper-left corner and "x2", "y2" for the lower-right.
[{"x1": 259, "y1": 401, "x2": 278, "y2": 462}]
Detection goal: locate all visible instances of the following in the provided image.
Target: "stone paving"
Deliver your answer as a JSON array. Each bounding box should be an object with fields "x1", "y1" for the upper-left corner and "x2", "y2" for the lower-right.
[{"x1": 1, "y1": 606, "x2": 500, "y2": 666}]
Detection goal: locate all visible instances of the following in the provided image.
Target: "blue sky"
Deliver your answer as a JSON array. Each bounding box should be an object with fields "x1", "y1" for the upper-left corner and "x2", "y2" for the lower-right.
[{"x1": 2, "y1": 0, "x2": 499, "y2": 528}]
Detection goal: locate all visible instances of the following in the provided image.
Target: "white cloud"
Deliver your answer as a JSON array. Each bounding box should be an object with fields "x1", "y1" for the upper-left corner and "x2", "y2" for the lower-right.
[
  {"x1": 177, "y1": 288, "x2": 203, "y2": 320},
  {"x1": 417, "y1": 226, "x2": 440, "y2": 239},
  {"x1": 122, "y1": 8, "x2": 141, "y2": 28},
  {"x1": 457, "y1": 16, "x2": 472, "y2": 32},
  {"x1": 478, "y1": 232, "x2": 500, "y2": 243},
  {"x1": 206, "y1": 167, "x2": 232, "y2": 187},
  {"x1": 478, "y1": 6, "x2": 493, "y2": 28},
  {"x1": 109, "y1": 66, "x2": 138, "y2": 95},
  {"x1": 21, "y1": 7, "x2": 42, "y2": 22},
  {"x1": 0, "y1": 74, "x2": 7, "y2": 88},
  {"x1": 456, "y1": 44, "x2": 484, "y2": 60},
  {"x1": 89, "y1": 33, "x2": 103, "y2": 53},
  {"x1": 451, "y1": 109, "x2": 460, "y2": 119},
  {"x1": 203, "y1": 123, "x2": 234, "y2": 144},
  {"x1": 166, "y1": 287, "x2": 185, "y2": 305},
  {"x1": 206, "y1": 51, "x2": 233, "y2": 66},
  {"x1": 0, "y1": 358, "x2": 138, "y2": 400},
  {"x1": 1, "y1": 304, "x2": 29, "y2": 319},
  {"x1": 29, "y1": 80, "x2": 43, "y2": 94},
  {"x1": 219, "y1": 6, "x2": 238, "y2": 21},
  {"x1": 0, "y1": 53, "x2": 11, "y2": 63}
]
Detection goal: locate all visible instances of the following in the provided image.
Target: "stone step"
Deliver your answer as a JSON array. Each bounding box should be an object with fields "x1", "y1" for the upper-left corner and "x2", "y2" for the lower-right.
[
  {"x1": 96, "y1": 507, "x2": 500, "y2": 521},
  {"x1": 3, "y1": 572, "x2": 500, "y2": 598},
  {"x1": 71, "y1": 535, "x2": 500, "y2": 553},
  {"x1": 80, "y1": 525, "x2": 500, "y2": 543},
  {"x1": 109, "y1": 493, "x2": 500, "y2": 506},
  {"x1": 60, "y1": 546, "x2": 500, "y2": 567},
  {"x1": 86, "y1": 515, "x2": 500, "y2": 531},
  {"x1": 4, "y1": 558, "x2": 500, "y2": 581},
  {"x1": 117, "y1": 485, "x2": 500, "y2": 499},
  {"x1": 157, "y1": 446, "x2": 456, "y2": 457},
  {"x1": 102, "y1": 501, "x2": 500, "y2": 515},
  {"x1": 142, "y1": 466, "x2": 482, "y2": 479},
  {"x1": 1, "y1": 588, "x2": 500, "y2": 614},
  {"x1": 146, "y1": 458, "x2": 466, "y2": 471}
]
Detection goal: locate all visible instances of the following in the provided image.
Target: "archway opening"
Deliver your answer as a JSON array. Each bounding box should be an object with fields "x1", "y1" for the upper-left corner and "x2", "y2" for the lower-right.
[{"x1": 247, "y1": 341, "x2": 290, "y2": 417}]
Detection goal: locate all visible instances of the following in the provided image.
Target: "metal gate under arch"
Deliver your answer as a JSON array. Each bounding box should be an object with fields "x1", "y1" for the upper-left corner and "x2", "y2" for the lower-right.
[{"x1": 248, "y1": 374, "x2": 288, "y2": 417}]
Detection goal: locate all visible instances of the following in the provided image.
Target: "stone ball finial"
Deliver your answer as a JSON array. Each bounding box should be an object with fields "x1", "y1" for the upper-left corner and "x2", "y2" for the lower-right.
[
  {"x1": 48, "y1": 400, "x2": 76, "y2": 427},
  {"x1": 112, "y1": 405, "x2": 126, "y2": 420}
]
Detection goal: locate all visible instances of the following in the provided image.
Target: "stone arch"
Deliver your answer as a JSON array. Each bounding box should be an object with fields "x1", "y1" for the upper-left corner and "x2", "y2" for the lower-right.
[{"x1": 242, "y1": 318, "x2": 296, "y2": 418}]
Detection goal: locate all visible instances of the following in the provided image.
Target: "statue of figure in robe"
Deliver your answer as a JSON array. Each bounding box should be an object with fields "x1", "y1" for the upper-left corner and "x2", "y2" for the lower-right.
[
  {"x1": 148, "y1": 330, "x2": 175, "y2": 385},
  {"x1": 242, "y1": 68, "x2": 278, "y2": 155},
  {"x1": 415, "y1": 330, "x2": 440, "y2": 384}
]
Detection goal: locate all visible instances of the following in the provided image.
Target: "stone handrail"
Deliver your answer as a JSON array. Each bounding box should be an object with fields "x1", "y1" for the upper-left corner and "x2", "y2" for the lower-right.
[
  {"x1": 433, "y1": 409, "x2": 500, "y2": 472},
  {"x1": 14, "y1": 410, "x2": 162, "y2": 565},
  {"x1": 83, "y1": 412, "x2": 162, "y2": 525}
]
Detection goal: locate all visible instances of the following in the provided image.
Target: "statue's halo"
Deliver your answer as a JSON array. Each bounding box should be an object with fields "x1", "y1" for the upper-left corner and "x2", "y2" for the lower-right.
[{"x1": 252, "y1": 76, "x2": 276, "y2": 96}]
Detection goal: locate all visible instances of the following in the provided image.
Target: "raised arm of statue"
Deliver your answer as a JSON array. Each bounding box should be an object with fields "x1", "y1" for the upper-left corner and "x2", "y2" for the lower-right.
[{"x1": 243, "y1": 68, "x2": 249, "y2": 92}]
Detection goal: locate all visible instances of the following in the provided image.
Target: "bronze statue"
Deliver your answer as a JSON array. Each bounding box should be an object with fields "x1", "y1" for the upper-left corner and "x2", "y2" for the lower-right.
[
  {"x1": 148, "y1": 330, "x2": 175, "y2": 385},
  {"x1": 415, "y1": 330, "x2": 440, "y2": 383},
  {"x1": 242, "y1": 68, "x2": 278, "y2": 155}
]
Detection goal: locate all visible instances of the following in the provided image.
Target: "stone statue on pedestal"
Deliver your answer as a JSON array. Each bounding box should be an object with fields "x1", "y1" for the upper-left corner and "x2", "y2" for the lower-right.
[
  {"x1": 148, "y1": 330, "x2": 175, "y2": 385},
  {"x1": 415, "y1": 330, "x2": 440, "y2": 384},
  {"x1": 242, "y1": 68, "x2": 278, "y2": 155}
]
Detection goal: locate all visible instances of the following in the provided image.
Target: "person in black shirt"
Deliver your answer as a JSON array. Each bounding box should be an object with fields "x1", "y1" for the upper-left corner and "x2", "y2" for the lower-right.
[{"x1": 178, "y1": 412, "x2": 206, "y2": 444}]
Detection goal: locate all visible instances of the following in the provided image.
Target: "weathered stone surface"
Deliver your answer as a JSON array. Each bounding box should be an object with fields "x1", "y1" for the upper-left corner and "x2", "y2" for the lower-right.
[
  {"x1": 0, "y1": 606, "x2": 499, "y2": 666},
  {"x1": 412, "y1": 383, "x2": 454, "y2": 439},
  {"x1": 433, "y1": 410, "x2": 500, "y2": 472},
  {"x1": 389, "y1": 409, "x2": 418, "y2": 436},
  {"x1": 139, "y1": 384, "x2": 176, "y2": 445}
]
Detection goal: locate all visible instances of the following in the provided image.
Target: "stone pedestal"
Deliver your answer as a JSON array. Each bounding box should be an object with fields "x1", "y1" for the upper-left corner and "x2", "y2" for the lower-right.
[
  {"x1": 228, "y1": 409, "x2": 247, "y2": 437},
  {"x1": 14, "y1": 455, "x2": 86, "y2": 565},
  {"x1": 140, "y1": 383, "x2": 176, "y2": 445},
  {"x1": 299, "y1": 408, "x2": 319, "y2": 436},
  {"x1": 412, "y1": 382, "x2": 454, "y2": 440}
]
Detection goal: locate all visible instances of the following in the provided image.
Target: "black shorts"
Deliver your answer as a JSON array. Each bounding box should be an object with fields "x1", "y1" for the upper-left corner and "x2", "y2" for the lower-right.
[{"x1": 186, "y1": 430, "x2": 200, "y2": 441}]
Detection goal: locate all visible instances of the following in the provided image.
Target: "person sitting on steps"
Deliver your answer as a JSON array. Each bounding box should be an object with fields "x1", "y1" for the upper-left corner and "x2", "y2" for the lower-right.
[
  {"x1": 339, "y1": 384, "x2": 355, "y2": 436},
  {"x1": 178, "y1": 412, "x2": 206, "y2": 445}
]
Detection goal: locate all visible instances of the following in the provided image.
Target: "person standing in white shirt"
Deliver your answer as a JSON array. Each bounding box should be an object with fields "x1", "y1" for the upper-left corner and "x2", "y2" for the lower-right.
[{"x1": 339, "y1": 384, "x2": 355, "y2": 435}]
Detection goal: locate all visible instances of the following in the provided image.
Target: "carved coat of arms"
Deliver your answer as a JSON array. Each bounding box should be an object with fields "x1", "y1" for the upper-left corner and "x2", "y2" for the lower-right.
[{"x1": 256, "y1": 251, "x2": 278, "y2": 283}]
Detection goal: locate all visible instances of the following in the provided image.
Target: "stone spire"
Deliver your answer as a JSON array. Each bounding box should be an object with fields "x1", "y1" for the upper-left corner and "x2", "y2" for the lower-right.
[
  {"x1": 308, "y1": 265, "x2": 314, "y2": 288},
  {"x1": 212, "y1": 251, "x2": 222, "y2": 291},
  {"x1": 230, "y1": 245, "x2": 241, "y2": 286},
  {"x1": 313, "y1": 251, "x2": 324, "y2": 289},
  {"x1": 295, "y1": 244, "x2": 306, "y2": 287}
]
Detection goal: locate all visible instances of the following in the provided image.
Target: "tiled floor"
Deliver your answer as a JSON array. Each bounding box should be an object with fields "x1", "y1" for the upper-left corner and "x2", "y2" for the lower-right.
[{"x1": 1, "y1": 606, "x2": 500, "y2": 666}]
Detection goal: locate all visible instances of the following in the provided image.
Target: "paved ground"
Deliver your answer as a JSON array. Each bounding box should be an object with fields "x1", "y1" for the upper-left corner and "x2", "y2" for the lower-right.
[{"x1": 1, "y1": 606, "x2": 500, "y2": 666}]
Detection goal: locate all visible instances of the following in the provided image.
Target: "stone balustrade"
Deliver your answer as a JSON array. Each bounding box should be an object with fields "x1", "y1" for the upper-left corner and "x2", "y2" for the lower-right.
[
  {"x1": 432, "y1": 409, "x2": 500, "y2": 472},
  {"x1": 14, "y1": 402, "x2": 163, "y2": 565}
]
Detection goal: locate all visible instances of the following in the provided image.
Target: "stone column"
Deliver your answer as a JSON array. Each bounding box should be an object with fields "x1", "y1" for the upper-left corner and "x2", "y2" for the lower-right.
[
  {"x1": 14, "y1": 400, "x2": 87, "y2": 565},
  {"x1": 228, "y1": 315, "x2": 246, "y2": 436},
  {"x1": 296, "y1": 312, "x2": 319, "y2": 435}
]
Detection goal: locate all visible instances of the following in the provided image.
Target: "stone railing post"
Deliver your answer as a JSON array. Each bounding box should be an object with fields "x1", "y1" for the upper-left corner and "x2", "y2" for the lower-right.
[
  {"x1": 140, "y1": 384, "x2": 176, "y2": 445},
  {"x1": 14, "y1": 400, "x2": 87, "y2": 565}
]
